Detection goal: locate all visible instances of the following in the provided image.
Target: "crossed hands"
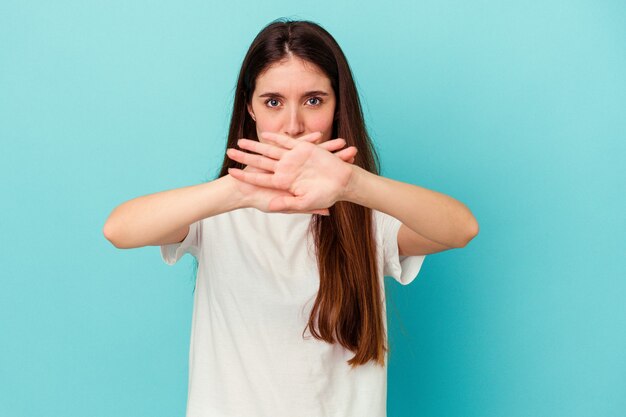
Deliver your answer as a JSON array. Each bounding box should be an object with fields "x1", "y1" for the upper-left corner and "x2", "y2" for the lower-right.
[{"x1": 226, "y1": 131, "x2": 358, "y2": 215}]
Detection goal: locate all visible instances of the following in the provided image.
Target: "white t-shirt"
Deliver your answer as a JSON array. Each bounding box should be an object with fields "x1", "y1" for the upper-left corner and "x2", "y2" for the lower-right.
[{"x1": 160, "y1": 208, "x2": 426, "y2": 417}]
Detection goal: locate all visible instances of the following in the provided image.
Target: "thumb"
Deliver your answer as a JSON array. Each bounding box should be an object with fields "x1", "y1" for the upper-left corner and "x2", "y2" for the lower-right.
[{"x1": 268, "y1": 195, "x2": 327, "y2": 215}]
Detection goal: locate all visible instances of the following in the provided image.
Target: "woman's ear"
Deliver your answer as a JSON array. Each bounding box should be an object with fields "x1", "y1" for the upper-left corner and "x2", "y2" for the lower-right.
[{"x1": 247, "y1": 103, "x2": 256, "y2": 122}]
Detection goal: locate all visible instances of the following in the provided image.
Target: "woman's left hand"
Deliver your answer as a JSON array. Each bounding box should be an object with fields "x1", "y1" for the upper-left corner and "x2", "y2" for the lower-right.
[{"x1": 226, "y1": 131, "x2": 357, "y2": 213}]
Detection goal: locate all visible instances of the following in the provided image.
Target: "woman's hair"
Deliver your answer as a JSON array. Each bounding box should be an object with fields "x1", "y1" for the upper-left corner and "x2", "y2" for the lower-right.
[{"x1": 217, "y1": 19, "x2": 385, "y2": 368}]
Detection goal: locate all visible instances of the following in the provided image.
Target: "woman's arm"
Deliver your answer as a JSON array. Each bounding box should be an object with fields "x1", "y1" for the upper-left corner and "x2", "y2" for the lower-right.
[
  {"x1": 341, "y1": 166, "x2": 479, "y2": 252},
  {"x1": 225, "y1": 132, "x2": 478, "y2": 254},
  {"x1": 103, "y1": 136, "x2": 356, "y2": 249},
  {"x1": 103, "y1": 175, "x2": 244, "y2": 249}
]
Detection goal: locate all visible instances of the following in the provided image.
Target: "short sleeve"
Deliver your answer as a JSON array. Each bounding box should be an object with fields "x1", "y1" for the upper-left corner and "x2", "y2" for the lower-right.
[
  {"x1": 374, "y1": 210, "x2": 426, "y2": 285},
  {"x1": 160, "y1": 220, "x2": 202, "y2": 265}
]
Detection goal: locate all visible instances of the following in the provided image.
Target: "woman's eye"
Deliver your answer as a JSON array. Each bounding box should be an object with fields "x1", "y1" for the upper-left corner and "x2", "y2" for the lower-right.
[
  {"x1": 307, "y1": 97, "x2": 322, "y2": 106},
  {"x1": 266, "y1": 99, "x2": 280, "y2": 107}
]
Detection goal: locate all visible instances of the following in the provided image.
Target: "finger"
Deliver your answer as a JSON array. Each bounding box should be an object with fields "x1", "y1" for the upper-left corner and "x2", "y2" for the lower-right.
[
  {"x1": 260, "y1": 132, "x2": 299, "y2": 149},
  {"x1": 336, "y1": 154, "x2": 356, "y2": 164},
  {"x1": 335, "y1": 152, "x2": 353, "y2": 162},
  {"x1": 228, "y1": 167, "x2": 279, "y2": 189},
  {"x1": 298, "y1": 131, "x2": 324, "y2": 144},
  {"x1": 237, "y1": 138, "x2": 287, "y2": 160},
  {"x1": 227, "y1": 148, "x2": 277, "y2": 172},
  {"x1": 243, "y1": 165, "x2": 271, "y2": 173},
  {"x1": 279, "y1": 208, "x2": 330, "y2": 215},
  {"x1": 333, "y1": 146, "x2": 358, "y2": 161},
  {"x1": 317, "y1": 138, "x2": 347, "y2": 152}
]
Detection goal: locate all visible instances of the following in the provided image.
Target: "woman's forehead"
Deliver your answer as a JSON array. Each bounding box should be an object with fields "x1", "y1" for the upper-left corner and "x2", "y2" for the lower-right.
[{"x1": 254, "y1": 56, "x2": 332, "y2": 94}]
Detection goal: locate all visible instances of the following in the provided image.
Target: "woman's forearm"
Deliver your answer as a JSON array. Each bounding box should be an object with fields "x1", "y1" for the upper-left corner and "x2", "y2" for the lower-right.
[
  {"x1": 103, "y1": 175, "x2": 243, "y2": 249},
  {"x1": 341, "y1": 165, "x2": 478, "y2": 248}
]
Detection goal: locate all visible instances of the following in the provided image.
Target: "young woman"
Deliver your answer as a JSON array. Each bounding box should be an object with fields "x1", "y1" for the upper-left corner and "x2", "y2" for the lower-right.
[{"x1": 104, "y1": 19, "x2": 478, "y2": 417}]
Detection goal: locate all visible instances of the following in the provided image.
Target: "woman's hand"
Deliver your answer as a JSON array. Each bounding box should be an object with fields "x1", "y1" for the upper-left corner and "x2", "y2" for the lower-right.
[
  {"x1": 229, "y1": 164, "x2": 318, "y2": 213},
  {"x1": 226, "y1": 131, "x2": 357, "y2": 214}
]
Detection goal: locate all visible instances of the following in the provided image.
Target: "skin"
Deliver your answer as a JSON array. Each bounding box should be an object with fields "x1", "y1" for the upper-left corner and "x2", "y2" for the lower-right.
[
  {"x1": 227, "y1": 55, "x2": 480, "y2": 255},
  {"x1": 103, "y1": 56, "x2": 478, "y2": 253},
  {"x1": 228, "y1": 55, "x2": 356, "y2": 216},
  {"x1": 101, "y1": 58, "x2": 351, "y2": 248},
  {"x1": 247, "y1": 55, "x2": 337, "y2": 144}
]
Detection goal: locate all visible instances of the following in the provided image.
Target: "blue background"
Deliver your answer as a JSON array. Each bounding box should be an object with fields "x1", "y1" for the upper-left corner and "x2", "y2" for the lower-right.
[{"x1": 1, "y1": 1, "x2": 624, "y2": 416}]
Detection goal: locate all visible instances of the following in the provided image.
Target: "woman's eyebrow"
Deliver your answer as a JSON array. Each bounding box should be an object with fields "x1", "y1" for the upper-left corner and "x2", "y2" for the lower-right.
[{"x1": 258, "y1": 90, "x2": 330, "y2": 98}]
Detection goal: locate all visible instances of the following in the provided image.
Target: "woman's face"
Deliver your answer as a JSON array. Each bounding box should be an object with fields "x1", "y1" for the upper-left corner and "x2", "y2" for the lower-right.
[{"x1": 247, "y1": 55, "x2": 336, "y2": 144}]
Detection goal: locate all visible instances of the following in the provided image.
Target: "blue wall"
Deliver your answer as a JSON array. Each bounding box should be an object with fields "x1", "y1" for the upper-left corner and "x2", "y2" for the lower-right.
[{"x1": 1, "y1": 1, "x2": 624, "y2": 416}]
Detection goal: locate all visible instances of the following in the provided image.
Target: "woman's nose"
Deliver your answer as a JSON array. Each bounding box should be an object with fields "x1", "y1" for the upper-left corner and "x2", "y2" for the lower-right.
[{"x1": 283, "y1": 107, "x2": 305, "y2": 138}]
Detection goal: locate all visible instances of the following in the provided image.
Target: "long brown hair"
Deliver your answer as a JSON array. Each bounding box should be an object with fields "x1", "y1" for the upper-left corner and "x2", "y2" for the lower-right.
[{"x1": 217, "y1": 19, "x2": 385, "y2": 367}]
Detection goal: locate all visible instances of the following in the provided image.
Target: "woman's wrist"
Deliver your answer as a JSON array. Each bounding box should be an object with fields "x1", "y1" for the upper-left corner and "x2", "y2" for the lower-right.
[
  {"x1": 339, "y1": 164, "x2": 369, "y2": 204},
  {"x1": 216, "y1": 174, "x2": 250, "y2": 211}
]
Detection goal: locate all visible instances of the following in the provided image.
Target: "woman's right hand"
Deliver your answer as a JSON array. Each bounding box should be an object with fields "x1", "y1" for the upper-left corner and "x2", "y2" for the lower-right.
[{"x1": 229, "y1": 136, "x2": 357, "y2": 215}]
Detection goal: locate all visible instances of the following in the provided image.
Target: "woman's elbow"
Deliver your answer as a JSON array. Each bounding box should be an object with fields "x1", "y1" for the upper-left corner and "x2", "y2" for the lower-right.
[
  {"x1": 103, "y1": 219, "x2": 127, "y2": 249},
  {"x1": 459, "y1": 218, "x2": 479, "y2": 247}
]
